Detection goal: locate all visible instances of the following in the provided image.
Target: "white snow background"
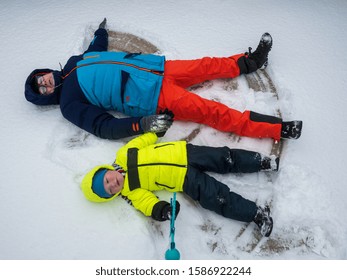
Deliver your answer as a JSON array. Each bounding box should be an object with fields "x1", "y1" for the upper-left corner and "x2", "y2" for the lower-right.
[{"x1": 1, "y1": 0, "x2": 347, "y2": 261}]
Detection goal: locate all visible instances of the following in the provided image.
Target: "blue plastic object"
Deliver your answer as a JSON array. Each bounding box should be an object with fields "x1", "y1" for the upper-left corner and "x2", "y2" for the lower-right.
[
  {"x1": 165, "y1": 193, "x2": 180, "y2": 260},
  {"x1": 165, "y1": 243, "x2": 180, "y2": 260}
]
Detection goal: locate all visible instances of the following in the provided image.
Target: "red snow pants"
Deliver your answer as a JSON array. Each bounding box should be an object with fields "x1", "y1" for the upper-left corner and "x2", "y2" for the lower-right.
[{"x1": 157, "y1": 54, "x2": 282, "y2": 140}]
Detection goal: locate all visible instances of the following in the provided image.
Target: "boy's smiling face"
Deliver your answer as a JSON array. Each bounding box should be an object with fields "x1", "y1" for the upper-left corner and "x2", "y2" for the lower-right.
[{"x1": 103, "y1": 170, "x2": 124, "y2": 196}]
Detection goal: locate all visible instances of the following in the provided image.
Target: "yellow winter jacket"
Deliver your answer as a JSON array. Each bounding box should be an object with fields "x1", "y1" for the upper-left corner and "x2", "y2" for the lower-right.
[{"x1": 81, "y1": 133, "x2": 188, "y2": 217}]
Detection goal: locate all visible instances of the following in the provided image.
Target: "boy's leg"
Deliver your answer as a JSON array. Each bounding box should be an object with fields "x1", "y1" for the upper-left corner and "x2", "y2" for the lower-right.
[
  {"x1": 183, "y1": 166, "x2": 257, "y2": 222},
  {"x1": 164, "y1": 54, "x2": 245, "y2": 88},
  {"x1": 157, "y1": 79, "x2": 282, "y2": 140},
  {"x1": 187, "y1": 144, "x2": 264, "y2": 173}
]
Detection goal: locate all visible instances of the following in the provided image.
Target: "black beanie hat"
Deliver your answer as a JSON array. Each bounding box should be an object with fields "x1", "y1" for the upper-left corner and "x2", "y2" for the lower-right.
[{"x1": 24, "y1": 68, "x2": 62, "y2": 106}]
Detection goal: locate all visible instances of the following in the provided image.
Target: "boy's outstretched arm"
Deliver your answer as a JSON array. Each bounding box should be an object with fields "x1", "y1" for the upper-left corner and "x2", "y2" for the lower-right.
[
  {"x1": 123, "y1": 132, "x2": 159, "y2": 150},
  {"x1": 124, "y1": 188, "x2": 160, "y2": 217},
  {"x1": 124, "y1": 189, "x2": 180, "y2": 222}
]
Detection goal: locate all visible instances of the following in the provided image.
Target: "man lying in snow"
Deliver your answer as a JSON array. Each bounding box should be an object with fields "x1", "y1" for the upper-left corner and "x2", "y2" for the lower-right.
[
  {"x1": 25, "y1": 19, "x2": 302, "y2": 140},
  {"x1": 25, "y1": 18, "x2": 303, "y2": 141}
]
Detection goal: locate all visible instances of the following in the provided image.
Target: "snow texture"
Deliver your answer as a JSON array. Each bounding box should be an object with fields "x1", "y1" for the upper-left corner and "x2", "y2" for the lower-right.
[{"x1": 1, "y1": 0, "x2": 347, "y2": 260}]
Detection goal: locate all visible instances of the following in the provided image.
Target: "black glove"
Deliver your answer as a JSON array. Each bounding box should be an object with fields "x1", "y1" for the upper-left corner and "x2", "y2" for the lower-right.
[
  {"x1": 99, "y1": 18, "x2": 107, "y2": 29},
  {"x1": 151, "y1": 200, "x2": 180, "y2": 221},
  {"x1": 140, "y1": 114, "x2": 173, "y2": 134},
  {"x1": 158, "y1": 108, "x2": 175, "y2": 119},
  {"x1": 156, "y1": 109, "x2": 175, "y2": 137},
  {"x1": 161, "y1": 200, "x2": 180, "y2": 220}
]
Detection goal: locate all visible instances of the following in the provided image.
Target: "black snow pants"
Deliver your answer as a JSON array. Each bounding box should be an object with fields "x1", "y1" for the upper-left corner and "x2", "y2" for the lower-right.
[{"x1": 183, "y1": 144, "x2": 261, "y2": 222}]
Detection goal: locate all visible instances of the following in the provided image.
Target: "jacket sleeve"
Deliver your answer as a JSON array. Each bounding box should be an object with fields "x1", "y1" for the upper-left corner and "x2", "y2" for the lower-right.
[
  {"x1": 61, "y1": 100, "x2": 144, "y2": 139},
  {"x1": 123, "y1": 132, "x2": 158, "y2": 150},
  {"x1": 125, "y1": 188, "x2": 160, "y2": 217},
  {"x1": 84, "y1": 28, "x2": 108, "y2": 53}
]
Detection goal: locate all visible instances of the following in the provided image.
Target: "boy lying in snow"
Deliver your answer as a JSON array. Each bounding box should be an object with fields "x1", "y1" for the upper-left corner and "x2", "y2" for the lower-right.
[{"x1": 81, "y1": 132, "x2": 277, "y2": 237}]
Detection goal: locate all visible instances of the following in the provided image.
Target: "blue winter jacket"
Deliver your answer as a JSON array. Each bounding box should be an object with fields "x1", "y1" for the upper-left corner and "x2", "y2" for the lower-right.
[{"x1": 24, "y1": 29, "x2": 165, "y2": 139}]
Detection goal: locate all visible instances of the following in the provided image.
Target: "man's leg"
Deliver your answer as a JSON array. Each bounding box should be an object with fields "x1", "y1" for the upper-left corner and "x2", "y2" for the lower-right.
[
  {"x1": 164, "y1": 54, "x2": 245, "y2": 88},
  {"x1": 164, "y1": 32, "x2": 273, "y2": 88},
  {"x1": 157, "y1": 79, "x2": 282, "y2": 140}
]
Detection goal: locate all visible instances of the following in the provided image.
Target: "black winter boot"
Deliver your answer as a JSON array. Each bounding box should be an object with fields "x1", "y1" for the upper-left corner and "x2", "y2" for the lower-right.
[
  {"x1": 237, "y1": 33, "x2": 273, "y2": 74},
  {"x1": 261, "y1": 156, "x2": 279, "y2": 171},
  {"x1": 281, "y1": 121, "x2": 303, "y2": 139},
  {"x1": 253, "y1": 206, "x2": 273, "y2": 237},
  {"x1": 248, "y1": 32, "x2": 273, "y2": 69}
]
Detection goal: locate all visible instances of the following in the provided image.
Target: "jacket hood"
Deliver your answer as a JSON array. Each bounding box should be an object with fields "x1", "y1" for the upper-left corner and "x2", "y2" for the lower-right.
[
  {"x1": 24, "y1": 68, "x2": 63, "y2": 105},
  {"x1": 81, "y1": 164, "x2": 120, "y2": 202}
]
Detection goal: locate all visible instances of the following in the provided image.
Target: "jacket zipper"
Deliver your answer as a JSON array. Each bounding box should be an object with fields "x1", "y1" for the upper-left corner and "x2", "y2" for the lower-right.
[
  {"x1": 63, "y1": 60, "x2": 164, "y2": 79},
  {"x1": 154, "y1": 143, "x2": 174, "y2": 149},
  {"x1": 155, "y1": 182, "x2": 175, "y2": 189}
]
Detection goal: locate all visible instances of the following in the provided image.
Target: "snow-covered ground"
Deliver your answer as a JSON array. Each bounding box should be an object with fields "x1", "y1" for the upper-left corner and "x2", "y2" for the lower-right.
[{"x1": 1, "y1": 0, "x2": 347, "y2": 265}]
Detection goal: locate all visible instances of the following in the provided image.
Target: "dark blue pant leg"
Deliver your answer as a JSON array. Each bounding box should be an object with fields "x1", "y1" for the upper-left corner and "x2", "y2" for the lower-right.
[
  {"x1": 186, "y1": 144, "x2": 262, "y2": 174},
  {"x1": 183, "y1": 166, "x2": 257, "y2": 222}
]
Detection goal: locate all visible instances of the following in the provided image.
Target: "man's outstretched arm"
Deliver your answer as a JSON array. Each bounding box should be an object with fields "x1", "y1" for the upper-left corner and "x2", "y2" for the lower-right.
[{"x1": 84, "y1": 18, "x2": 109, "y2": 53}]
